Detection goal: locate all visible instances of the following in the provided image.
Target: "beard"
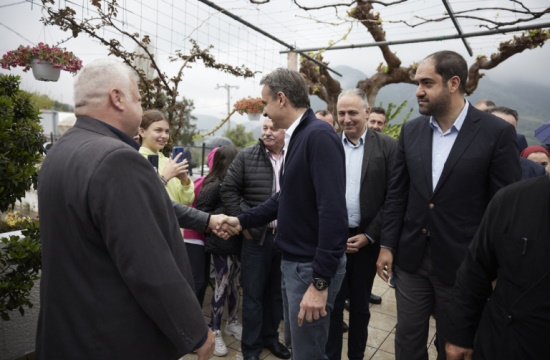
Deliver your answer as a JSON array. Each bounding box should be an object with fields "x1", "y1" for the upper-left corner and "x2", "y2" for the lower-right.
[{"x1": 418, "y1": 88, "x2": 450, "y2": 118}]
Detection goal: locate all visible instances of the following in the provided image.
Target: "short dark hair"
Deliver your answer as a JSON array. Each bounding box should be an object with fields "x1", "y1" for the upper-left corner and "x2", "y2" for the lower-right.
[
  {"x1": 487, "y1": 106, "x2": 519, "y2": 122},
  {"x1": 315, "y1": 109, "x2": 330, "y2": 117},
  {"x1": 260, "y1": 68, "x2": 310, "y2": 108},
  {"x1": 424, "y1": 50, "x2": 468, "y2": 94},
  {"x1": 370, "y1": 106, "x2": 386, "y2": 118}
]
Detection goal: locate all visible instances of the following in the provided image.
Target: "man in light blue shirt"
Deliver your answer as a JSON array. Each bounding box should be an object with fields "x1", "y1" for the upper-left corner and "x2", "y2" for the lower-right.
[
  {"x1": 326, "y1": 88, "x2": 397, "y2": 360},
  {"x1": 377, "y1": 50, "x2": 521, "y2": 360}
]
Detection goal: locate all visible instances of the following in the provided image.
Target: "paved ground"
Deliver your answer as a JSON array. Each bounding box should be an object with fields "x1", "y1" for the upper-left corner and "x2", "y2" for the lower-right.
[{"x1": 183, "y1": 275, "x2": 438, "y2": 360}]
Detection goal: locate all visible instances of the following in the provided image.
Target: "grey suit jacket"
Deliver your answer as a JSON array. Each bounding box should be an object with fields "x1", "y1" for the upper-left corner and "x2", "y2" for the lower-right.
[{"x1": 36, "y1": 117, "x2": 208, "y2": 359}]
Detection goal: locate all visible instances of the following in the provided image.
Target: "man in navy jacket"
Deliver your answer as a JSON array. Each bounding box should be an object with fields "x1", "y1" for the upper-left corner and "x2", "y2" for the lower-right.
[
  {"x1": 236, "y1": 68, "x2": 348, "y2": 360},
  {"x1": 376, "y1": 51, "x2": 521, "y2": 359}
]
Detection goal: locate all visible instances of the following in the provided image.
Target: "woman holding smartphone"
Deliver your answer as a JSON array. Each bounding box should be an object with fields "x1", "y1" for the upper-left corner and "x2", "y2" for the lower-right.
[{"x1": 139, "y1": 109, "x2": 194, "y2": 205}]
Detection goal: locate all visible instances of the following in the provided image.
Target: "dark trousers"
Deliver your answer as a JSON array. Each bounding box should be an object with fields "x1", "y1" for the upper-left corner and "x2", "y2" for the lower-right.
[
  {"x1": 326, "y1": 229, "x2": 380, "y2": 360},
  {"x1": 394, "y1": 245, "x2": 452, "y2": 360},
  {"x1": 184, "y1": 242, "x2": 211, "y2": 306},
  {"x1": 241, "y1": 231, "x2": 283, "y2": 357}
]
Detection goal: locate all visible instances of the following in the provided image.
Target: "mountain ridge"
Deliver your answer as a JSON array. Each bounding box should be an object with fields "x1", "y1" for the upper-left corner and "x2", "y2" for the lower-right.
[{"x1": 194, "y1": 65, "x2": 549, "y2": 146}]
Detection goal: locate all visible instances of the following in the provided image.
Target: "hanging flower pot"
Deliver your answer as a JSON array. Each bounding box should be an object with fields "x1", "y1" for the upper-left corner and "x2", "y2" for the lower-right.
[
  {"x1": 247, "y1": 112, "x2": 261, "y2": 121},
  {"x1": 233, "y1": 97, "x2": 264, "y2": 121},
  {"x1": 0, "y1": 43, "x2": 82, "y2": 82},
  {"x1": 31, "y1": 59, "x2": 61, "y2": 82}
]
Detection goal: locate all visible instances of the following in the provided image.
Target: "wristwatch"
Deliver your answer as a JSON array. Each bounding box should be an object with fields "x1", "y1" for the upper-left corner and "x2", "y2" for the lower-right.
[{"x1": 312, "y1": 277, "x2": 329, "y2": 291}]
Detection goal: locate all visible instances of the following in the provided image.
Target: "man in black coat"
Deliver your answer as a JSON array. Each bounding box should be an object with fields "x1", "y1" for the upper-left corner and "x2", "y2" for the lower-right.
[
  {"x1": 446, "y1": 173, "x2": 550, "y2": 360},
  {"x1": 222, "y1": 117, "x2": 290, "y2": 360},
  {"x1": 36, "y1": 58, "x2": 238, "y2": 360},
  {"x1": 376, "y1": 51, "x2": 521, "y2": 359}
]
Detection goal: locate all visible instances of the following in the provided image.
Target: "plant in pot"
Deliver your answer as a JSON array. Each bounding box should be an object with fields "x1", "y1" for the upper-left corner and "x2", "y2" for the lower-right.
[
  {"x1": 0, "y1": 42, "x2": 82, "y2": 82},
  {"x1": 233, "y1": 97, "x2": 264, "y2": 121}
]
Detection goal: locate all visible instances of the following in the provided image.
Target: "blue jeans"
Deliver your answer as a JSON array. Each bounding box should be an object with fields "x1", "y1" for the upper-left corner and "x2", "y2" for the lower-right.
[
  {"x1": 241, "y1": 232, "x2": 283, "y2": 357},
  {"x1": 281, "y1": 256, "x2": 346, "y2": 360}
]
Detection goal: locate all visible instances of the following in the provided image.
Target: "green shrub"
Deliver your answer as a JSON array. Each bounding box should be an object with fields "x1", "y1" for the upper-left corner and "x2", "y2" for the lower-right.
[
  {"x1": 0, "y1": 74, "x2": 44, "y2": 321},
  {"x1": 0, "y1": 74, "x2": 45, "y2": 212},
  {"x1": 0, "y1": 220, "x2": 41, "y2": 320}
]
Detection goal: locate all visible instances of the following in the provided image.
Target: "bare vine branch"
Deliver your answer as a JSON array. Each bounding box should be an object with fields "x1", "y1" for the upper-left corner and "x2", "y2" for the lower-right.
[
  {"x1": 466, "y1": 29, "x2": 550, "y2": 94},
  {"x1": 291, "y1": 0, "x2": 407, "y2": 11},
  {"x1": 297, "y1": 0, "x2": 550, "y2": 109},
  {"x1": 40, "y1": 0, "x2": 256, "y2": 147}
]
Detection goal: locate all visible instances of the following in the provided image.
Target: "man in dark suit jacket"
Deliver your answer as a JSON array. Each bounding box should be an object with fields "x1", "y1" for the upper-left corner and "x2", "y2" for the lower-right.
[
  {"x1": 326, "y1": 89, "x2": 396, "y2": 360},
  {"x1": 376, "y1": 51, "x2": 521, "y2": 359},
  {"x1": 36, "y1": 58, "x2": 238, "y2": 360}
]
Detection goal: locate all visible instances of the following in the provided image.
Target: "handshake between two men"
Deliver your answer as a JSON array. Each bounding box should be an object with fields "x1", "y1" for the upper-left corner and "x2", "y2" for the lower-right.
[{"x1": 208, "y1": 214, "x2": 242, "y2": 239}]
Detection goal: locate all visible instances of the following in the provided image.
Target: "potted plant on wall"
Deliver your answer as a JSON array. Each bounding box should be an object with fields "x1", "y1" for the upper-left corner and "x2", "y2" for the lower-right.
[
  {"x1": 0, "y1": 42, "x2": 82, "y2": 82},
  {"x1": 233, "y1": 97, "x2": 264, "y2": 121}
]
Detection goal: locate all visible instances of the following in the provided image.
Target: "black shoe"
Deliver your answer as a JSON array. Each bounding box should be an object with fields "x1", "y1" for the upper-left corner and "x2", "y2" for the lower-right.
[
  {"x1": 265, "y1": 341, "x2": 291, "y2": 359},
  {"x1": 342, "y1": 321, "x2": 349, "y2": 333},
  {"x1": 344, "y1": 298, "x2": 350, "y2": 311},
  {"x1": 369, "y1": 293, "x2": 382, "y2": 304},
  {"x1": 244, "y1": 357, "x2": 260, "y2": 360}
]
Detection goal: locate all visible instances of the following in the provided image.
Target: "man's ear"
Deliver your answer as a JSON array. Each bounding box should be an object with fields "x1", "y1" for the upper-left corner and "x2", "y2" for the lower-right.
[
  {"x1": 109, "y1": 88, "x2": 124, "y2": 111},
  {"x1": 277, "y1": 91, "x2": 286, "y2": 107},
  {"x1": 448, "y1": 75, "x2": 461, "y2": 93}
]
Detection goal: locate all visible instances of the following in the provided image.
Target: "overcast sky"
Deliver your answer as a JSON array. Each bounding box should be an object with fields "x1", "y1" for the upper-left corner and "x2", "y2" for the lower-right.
[{"x1": 1, "y1": 0, "x2": 549, "y2": 123}]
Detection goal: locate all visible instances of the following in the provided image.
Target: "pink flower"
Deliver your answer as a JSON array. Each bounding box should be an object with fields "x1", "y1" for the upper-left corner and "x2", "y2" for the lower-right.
[{"x1": 0, "y1": 43, "x2": 83, "y2": 74}]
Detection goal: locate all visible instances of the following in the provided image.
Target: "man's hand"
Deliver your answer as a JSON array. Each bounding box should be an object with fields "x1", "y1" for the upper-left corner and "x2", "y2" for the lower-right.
[
  {"x1": 346, "y1": 234, "x2": 368, "y2": 253},
  {"x1": 297, "y1": 284, "x2": 328, "y2": 326},
  {"x1": 196, "y1": 329, "x2": 215, "y2": 360},
  {"x1": 208, "y1": 214, "x2": 242, "y2": 239},
  {"x1": 445, "y1": 341, "x2": 473, "y2": 360},
  {"x1": 376, "y1": 247, "x2": 394, "y2": 282}
]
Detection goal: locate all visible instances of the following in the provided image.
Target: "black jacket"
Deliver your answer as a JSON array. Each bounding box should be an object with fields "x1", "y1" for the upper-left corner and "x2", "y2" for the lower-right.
[
  {"x1": 196, "y1": 179, "x2": 242, "y2": 255},
  {"x1": 36, "y1": 117, "x2": 207, "y2": 359},
  {"x1": 221, "y1": 140, "x2": 275, "y2": 245},
  {"x1": 381, "y1": 105, "x2": 521, "y2": 285},
  {"x1": 447, "y1": 176, "x2": 550, "y2": 359}
]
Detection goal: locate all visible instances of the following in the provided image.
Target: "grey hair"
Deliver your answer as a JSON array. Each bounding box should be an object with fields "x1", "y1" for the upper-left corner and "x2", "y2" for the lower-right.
[
  {"x1": 74, "y1": 58, "x2": 137, "y2": 108},
  {"x1": 338, "y1": 88, "x2": 369, "y2": 109},
  {"x1": 260, "y1": 68, "x2": 310, "y2": 109}
]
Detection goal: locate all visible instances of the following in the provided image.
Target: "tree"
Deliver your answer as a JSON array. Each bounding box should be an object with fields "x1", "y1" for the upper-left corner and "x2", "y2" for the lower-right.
[
  {"x1": 27, "y1": 91, "x2": 73, "y2": 112},
  {"x1": 0, "y1": 75, "x2": 44, "y2": 320},
  {"x1": 223, "y1": 124, "x2": 255, "y2": 149},
  {"x1": 173, "y1": 97, "x2": 198, "y2": 146},
  {"x1": 279, "y1": 1, "x2": 550, "y2": 112},
  {"x1": 40, "y1": 0, "x2": 256, "y2": 153},
  {"x1": 0, "y1": 75, "x2": 45, "y2": 212}
]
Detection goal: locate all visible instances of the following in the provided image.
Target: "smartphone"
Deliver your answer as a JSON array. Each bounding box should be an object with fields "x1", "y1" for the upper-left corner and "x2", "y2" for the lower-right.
[
  {"x1": 147, "y1": 154, "x2": 159, "y2": 173},
  {"x1": 171, "y1": 146, "x2": 185, "y2": 163}
]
